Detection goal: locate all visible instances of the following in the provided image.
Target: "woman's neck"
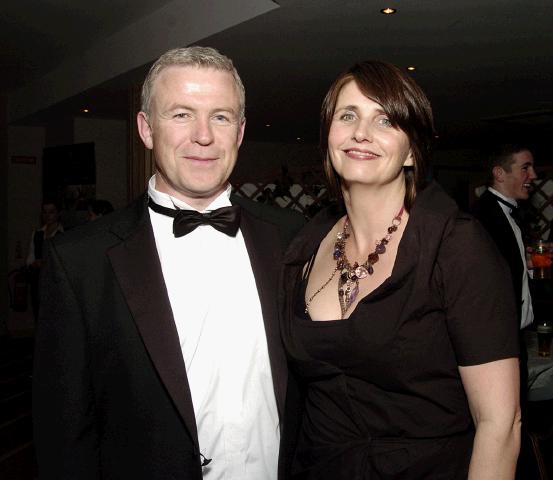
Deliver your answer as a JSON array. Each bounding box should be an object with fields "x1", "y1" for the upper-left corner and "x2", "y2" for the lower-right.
[{"x1": 341, "y1": 181, "x2": 406, "y2": 253}]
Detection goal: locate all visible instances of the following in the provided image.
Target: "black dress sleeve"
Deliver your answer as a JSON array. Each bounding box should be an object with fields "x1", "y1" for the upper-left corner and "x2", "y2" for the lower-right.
[{"x1": 436, "y1": 214, "x2": 520, "y2": 366}]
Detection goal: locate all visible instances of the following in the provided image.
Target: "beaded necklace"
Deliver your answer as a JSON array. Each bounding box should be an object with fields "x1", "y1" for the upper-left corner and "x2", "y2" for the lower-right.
[{"x1": 305, "y1": 206, "x2": 404, "y2": 319}]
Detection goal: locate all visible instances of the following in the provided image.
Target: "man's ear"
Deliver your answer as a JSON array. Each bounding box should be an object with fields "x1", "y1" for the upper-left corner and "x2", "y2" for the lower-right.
[
  {"x1": 403, "y1": 149, "x2": 414, "y2": 167},
  {"x1": 137, "y1": 111, "x2": 154, "y2": 150},
  {"x1": 237, "y1": 118, "x2": 246, "y2": 148},
  {"x1": 492, "y1": 165, "x2": 504, "y2": 183}
]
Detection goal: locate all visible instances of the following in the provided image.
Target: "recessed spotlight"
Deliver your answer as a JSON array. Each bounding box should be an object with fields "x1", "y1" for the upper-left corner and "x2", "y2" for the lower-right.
[
  {"x1": 265, "y1": 124, "x2": 271, "y2": 127},
  {"x1": 296, "y1": 137, "x2": 301, "y2": 141},
  {"x1": 407, "y1": 66, "x2": 416, "y2": 71},
  {"x1": 82, "y1": 108, "x2": 89, "y2": 113},
  {"x1": 380, "y1": 7, "x2": 397, "y2": 14}
]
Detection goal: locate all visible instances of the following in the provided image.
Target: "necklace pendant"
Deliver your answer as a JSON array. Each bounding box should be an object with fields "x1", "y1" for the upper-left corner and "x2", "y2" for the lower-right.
[
  {"x1": 332, "y1": 208, "x2": 404, "y2": 318},
  {"x1": 339, "y1": 278, "x2": 359, "y2": 318},
  {"x1": 354, "y1": 265, "x2": 368, "y2": 279},
  {"x1": 348, "y1": 283, "x2": 359, "y2": 305}
]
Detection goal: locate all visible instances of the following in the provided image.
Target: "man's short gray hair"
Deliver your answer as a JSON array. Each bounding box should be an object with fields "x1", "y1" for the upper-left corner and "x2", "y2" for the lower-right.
[{"x1": 141, "y1": 46, "x2": 245, "y2": 121}]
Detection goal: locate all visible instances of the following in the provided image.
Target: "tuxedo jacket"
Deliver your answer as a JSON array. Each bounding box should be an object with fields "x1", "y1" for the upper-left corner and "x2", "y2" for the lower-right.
[
  {"x1": 472, "y1": 189, "x2": 524, "y2": 320},
  {"x1": 33, "y1": 193, "x2": 304, "y2": 480}
]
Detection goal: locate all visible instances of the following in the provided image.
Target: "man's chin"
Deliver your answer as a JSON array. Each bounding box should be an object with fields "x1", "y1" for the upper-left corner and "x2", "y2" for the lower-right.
[{"x1": 518, "y1": 191, "x2": 530, "y2": 200}]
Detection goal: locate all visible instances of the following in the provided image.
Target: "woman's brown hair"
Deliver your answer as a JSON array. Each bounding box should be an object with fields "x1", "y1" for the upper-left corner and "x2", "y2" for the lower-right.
[{"x1": 320, "y1": 61, "x2": 435, "y2": 210}]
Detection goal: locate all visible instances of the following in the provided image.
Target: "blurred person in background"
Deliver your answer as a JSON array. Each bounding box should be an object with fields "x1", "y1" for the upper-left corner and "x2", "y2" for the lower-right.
[{"x1": 26, "y1": 200, "x2": 63, "y2": 320}]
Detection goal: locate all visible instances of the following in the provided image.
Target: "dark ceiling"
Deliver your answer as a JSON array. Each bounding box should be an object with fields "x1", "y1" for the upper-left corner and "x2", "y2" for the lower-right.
[{"x1": 2, "y1": 0, "x2": 552, "y2": 149}]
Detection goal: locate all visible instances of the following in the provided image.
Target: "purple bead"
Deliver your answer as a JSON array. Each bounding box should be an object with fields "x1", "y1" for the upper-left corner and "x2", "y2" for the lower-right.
[
  {"x1": 368, "y1": 253, "x2": 379, "y2": 264},
  {"x1": 349, "y1": 285, "x2": 359, "y2": 304}
]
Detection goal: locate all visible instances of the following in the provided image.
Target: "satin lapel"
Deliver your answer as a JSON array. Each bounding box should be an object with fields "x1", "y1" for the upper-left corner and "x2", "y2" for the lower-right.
[
  {"x1": 107, "y1": 212, "x2": 199, "y2": 449},
  {"x1": 239, "y1": 209, "x2": 288, "y2": 419}
]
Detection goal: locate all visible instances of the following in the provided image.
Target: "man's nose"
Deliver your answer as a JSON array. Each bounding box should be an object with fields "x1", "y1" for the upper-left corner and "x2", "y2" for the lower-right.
[{"x1": 191, "y1": 117, "x2": 214, "y2": 145}]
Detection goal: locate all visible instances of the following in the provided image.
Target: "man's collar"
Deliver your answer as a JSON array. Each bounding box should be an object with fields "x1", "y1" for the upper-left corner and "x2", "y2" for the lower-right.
[
  {"x1": 488, "y1": 187, "x2": 518, "y2": 209},
  {"x1": 148, "y1": 174, "x2": 232, "y2": 212}
]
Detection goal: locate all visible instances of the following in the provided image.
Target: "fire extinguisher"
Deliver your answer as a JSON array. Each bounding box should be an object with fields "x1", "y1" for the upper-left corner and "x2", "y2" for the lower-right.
[{"x1": 9, "y1": 268, "x2": 28, "y2": 312}]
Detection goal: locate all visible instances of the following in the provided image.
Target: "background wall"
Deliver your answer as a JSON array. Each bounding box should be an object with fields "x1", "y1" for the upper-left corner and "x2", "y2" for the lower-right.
[
  {"x1": 0, "y1": 96, "x2": 7, "y2": 335},
  {"x1": 74, "y1": 117, "x2": 128, "y2": 209},
  {"x1": 7, "y1": 126, "x2": 45, "y2": 270},
  {"x1": 234, "y1": 140, "x2": 320, "y2": 182}
]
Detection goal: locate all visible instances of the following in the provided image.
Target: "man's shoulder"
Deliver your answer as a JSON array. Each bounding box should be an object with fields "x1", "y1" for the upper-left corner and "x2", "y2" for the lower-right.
[
  {"x1": 51, "y1": 196, "x2": 147, "y2": 256},
  {"x1": 472, "y1": 189, "x2": 501, "y2": 219},
  {"x1": 231, "y1": 194, "x2": 306, "y2": 248}
]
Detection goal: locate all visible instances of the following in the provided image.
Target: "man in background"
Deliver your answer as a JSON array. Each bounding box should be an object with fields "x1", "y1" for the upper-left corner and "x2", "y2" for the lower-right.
[
  {"x1": 472, "y1": 144, "x2": 537, "y2": 437},
  {"x1": 473, "y1": 144, "x2": 536, "y2": 330}
]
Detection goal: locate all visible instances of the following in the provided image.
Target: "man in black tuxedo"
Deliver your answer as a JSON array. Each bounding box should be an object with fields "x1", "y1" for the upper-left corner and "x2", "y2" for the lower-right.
[
  {"x1": 33, "y1": 46, "x2": 303, "y2": 480},
  {"x1": 472, "y1": 144, "x2": 537, "y2": 426},
  {"x1": 473, "y1": 144, "x2": 536, "y2": 330}
]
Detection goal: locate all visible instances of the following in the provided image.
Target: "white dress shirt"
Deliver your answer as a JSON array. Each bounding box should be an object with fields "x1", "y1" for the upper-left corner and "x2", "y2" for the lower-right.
[
  {"x1": 488, "y1": 187, "x2": 534, "y2": 329},
  {"x1": 148, "y1": 175, "x2": 279, "y2": 479},
  {"x1": 26, "y1": 224, "x2": 64, "y2": 265}
]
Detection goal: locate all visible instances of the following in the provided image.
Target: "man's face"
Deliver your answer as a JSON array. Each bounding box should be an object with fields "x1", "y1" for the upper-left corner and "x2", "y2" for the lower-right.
[
  {"x1": 137, "y1": 66, "x2": 245, "y2": 209},
  {"x1": 495, "y1": 150, "x2": 537, "y2": 200},
  {"x1": 41, "y1": 203, "x2": 59, "y2": 226}
]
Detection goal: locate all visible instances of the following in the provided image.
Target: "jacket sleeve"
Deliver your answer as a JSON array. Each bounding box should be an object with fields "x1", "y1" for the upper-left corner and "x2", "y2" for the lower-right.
[{"x1": 32, "y1": 241, "x2": 100, "y2": 479}]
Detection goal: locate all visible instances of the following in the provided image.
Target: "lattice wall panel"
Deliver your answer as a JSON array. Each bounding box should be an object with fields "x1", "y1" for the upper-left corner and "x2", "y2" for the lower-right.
[
  {"x1": 529, "y1": 171, "x2": 553, "y2": 239},
  {"x1": 233, "y1": 167, "x2": 331, "y2": 218}
]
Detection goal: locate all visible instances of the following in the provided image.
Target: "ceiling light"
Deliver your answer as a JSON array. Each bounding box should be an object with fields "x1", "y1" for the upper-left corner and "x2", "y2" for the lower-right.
[
  {"x1": 380, "y1": 7, "x2": 397, "y2": 14},
  {"x1": 407, "y1": 66, "x2": 416, "y2": 71},
  {"x1": 265, "y1": 124, "x2": 271, "y2": 127},
  {"x1": 296, "y1": 137, "x2": 301, "y2": 141},
  {"x1": 82, "y1": 108, "x2": 89, "y2": 113}
]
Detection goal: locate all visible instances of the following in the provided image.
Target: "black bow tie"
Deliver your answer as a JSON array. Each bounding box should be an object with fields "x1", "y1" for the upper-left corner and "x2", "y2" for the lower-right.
[{"x1": 148, "y1": 198, "x2": 241, "y2": 237}]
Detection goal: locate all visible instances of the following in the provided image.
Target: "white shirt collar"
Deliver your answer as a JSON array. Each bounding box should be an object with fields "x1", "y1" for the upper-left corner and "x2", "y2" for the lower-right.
[
  {"x1": 488, "y1": 187, "x2": 518, "y2": 209},
  {"x1": 147, "y1": 174, "x2": 232, "y2": 213}
]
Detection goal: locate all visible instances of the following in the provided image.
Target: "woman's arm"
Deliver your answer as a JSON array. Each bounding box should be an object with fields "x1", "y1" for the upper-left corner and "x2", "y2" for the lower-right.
[{"x1": 459, "y1": 357, "x2": 521, "y2": 480}]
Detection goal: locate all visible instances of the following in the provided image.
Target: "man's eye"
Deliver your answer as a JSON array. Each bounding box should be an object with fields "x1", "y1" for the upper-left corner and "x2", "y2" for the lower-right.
[
  {"x1": 174, "y1": 112, "x2": 190, "y2": 119},
  {"x1": 213, "y1": 114, "x2": 231, "y2": 123}
]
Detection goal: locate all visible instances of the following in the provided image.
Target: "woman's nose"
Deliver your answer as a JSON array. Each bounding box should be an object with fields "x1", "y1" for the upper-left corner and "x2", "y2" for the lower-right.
[{"x1": 353, "y1": 121, "x2": 372, "y2": 142}]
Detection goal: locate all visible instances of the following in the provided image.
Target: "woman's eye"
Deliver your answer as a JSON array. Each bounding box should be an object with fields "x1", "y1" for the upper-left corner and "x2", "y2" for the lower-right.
[
  {"x1": 339, "y1": 112, "x2": 356, "y2": 122},
  {"x1": 378, "y1": 117, "x2": 392, "y2": 127}
]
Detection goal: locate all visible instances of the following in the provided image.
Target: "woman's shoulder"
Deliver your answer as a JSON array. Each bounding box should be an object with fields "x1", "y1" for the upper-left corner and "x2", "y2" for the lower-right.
[
  {"x1": 283, "y1": 203, "x2": 344, "y2": 265},
  {"x1": 413, "y1": 181, "x2": 485, "y2": 235}
]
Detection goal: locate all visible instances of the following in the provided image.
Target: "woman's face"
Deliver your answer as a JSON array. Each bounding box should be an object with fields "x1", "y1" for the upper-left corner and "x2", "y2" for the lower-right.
[{"x1": 328, "y1": 80, "x2": 413, "y2": 190}]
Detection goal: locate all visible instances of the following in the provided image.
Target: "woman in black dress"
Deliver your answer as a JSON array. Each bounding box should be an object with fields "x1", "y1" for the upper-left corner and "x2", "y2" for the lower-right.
[{"x1": 281, "y1": 61, "x2": 520, "y2": 479}]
